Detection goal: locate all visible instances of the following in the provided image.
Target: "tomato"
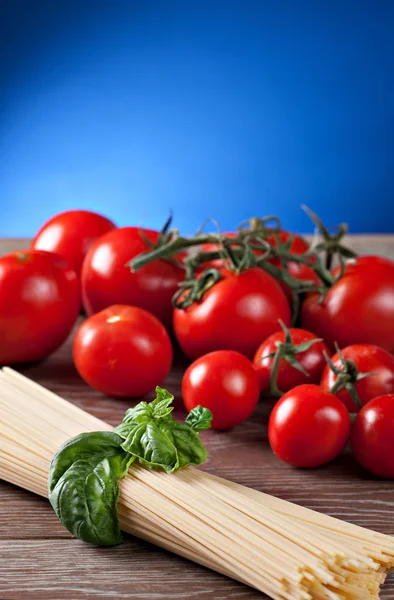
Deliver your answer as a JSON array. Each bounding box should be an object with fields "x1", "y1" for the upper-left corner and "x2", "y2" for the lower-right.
[
  {"x1": 351, "y1": 395, "x2": 394, "y2": 478},
  {"x1": 265, "y1": 231, "x2": 319, "y2": 300},
  {"x1": 32, "y1": 210, "x2": 116, "y2": 277},
  {"x1": 182, "y1": 350, "x2": 260, "y2": 430},
  {"x1": 0, "y1": 250, "x2": 80, "y2": 364},
  {"x1": 200, "y1": 230, "x2": 318, "y2": 301},
  {"x1": 320, "y1": 344, "x2": 394, "y2": 413},
  {"x1": 73, "y1": 304, "x2": 173, "y2": 397},
  {"x1": 81, "y1": 227, "x2": 185, "y2": 329},
  {"x1": 173, "y1": 267, "x2": 291, "y2": 360},
  {"x1": 253, "y1": 328, "x2": 329, "y2": 393},
  {"x1": 268, "y1": 384, "x2": 351, "y2": 467},
  {"x1": 301, "y1": 256, "x2": 394, "y2": 353},
  {"x1": 200, "y1": 233, "x2": 238, "y2": 270}
]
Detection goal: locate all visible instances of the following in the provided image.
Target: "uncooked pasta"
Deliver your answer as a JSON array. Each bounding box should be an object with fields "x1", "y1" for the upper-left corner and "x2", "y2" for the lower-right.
[{"x1": 1, "y1": 367, "x2": 393, "y2": 600}]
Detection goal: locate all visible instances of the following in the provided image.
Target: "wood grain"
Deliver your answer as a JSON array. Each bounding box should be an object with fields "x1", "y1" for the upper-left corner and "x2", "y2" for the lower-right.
[{"x1": 1, "y1": 236, "x2": 394, "y2": 599}]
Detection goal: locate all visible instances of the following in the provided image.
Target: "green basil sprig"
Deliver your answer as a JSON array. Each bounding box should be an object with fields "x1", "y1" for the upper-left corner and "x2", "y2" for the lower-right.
[
  {"x1": 48, "y1": 388, "x2": 212, "y2": 546},
  {"x1": 114, "y1": 387, "x2": 212, "y2": 473}
]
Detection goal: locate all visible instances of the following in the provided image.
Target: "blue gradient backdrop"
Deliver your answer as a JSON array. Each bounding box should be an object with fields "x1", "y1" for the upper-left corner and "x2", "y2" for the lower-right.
[{"x1": 1, "y1": 0, "x2": 394, "y2": 235}]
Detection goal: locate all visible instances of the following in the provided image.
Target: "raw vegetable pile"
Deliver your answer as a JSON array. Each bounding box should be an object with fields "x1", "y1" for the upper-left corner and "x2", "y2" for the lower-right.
[{"x1": 4, "y1": 207, "x2": 394, "y2": 479}]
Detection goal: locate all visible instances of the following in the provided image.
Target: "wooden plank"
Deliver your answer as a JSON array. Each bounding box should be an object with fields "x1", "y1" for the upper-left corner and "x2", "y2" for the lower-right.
[{"x1": 0, "y1": 539, "x2": 262, "y2": 599}]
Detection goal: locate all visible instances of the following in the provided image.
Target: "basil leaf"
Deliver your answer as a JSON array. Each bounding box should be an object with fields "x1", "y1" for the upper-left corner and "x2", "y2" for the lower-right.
[
  {"x1": 159, "y1": 421, "x2": 208, "y2": 469},
  {"x1": 120, "y1": 421, "x2": 179, "y2": 474},
  {"x1": 115, "y1": 388, "x2": 174, "y2": 429},
  {"x1": 48, "y1": 432, "x2": 134, "y2": 546},
  {"x1": 115, "y1": 388, "x2": 212, "y2": 473},
  {"x1": 185, "y1": 406, "x2": 213, "y2": 432}
]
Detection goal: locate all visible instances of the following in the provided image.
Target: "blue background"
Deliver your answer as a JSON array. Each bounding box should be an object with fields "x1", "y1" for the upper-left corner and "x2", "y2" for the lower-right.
[{"x1": 1, "y1": 0, "x2": 394, "y2": 236}]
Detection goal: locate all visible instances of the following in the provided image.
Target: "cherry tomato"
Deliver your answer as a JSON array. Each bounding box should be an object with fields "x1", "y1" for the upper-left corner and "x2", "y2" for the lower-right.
[
  {"x1": 73, "y1": 304, "x2": 173, "y2": 397},
  {"x1": 182, "y1": 350, "x2": 260, "y2": 430},
  {"x1": 81, "y1": 227, "x2": 185, "y2": 329},
  {"x1": 320, "y1": 344, "x2": 394, "y2": 413},
  {"x1": 0, "y1": 250, "x2": 80, "y2": 364},
  {"x1": 265, "y1": 231, "x2": 319, "y2": 301},
  {"x1": 253, "y1": 328, "x2": 329, "y2": 393},
  {"x1": 268, "y1": 384, "x2": 351, "y2": 468},
  {"x1": 351, "y1": 395, "x2": 394, "y2": 478},
  {"x1": 301, "y1": 256, "x2": 394, "y2": 353},
  {"x1": 32, "y1": 210, "x2": 116, "y2": 277},
  {"x1": 173, "y1": 267, "x2": 291, "y2": 360},
  {"x1": 201, "y1": 233, "x2": 238, "y2": 270}
]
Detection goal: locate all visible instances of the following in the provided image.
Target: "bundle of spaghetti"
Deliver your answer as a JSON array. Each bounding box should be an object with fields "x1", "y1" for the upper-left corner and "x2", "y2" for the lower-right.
[{"x1": 1, "y1": 368, "x2": 394, "y2": 600}]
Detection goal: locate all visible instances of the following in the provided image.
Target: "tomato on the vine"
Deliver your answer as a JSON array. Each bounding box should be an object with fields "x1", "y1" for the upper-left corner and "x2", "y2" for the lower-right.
[
  {"x1": 182, "y1": 350, "x2": 260, "y2": 430},
  {"x1": 201, "y1": 233, "x2": 237, "y2": 270},
  {"x1": 351, "y1": 395, "x2": 394, "y2": 478},
  {"x1": 173, "y1": 267, "x2": 291, "y2": 360},
  {"x1": 81, "y1": 227, "x2": 185, "y2": 329},
  {"x1": 268, "y1": 384, "x2": 351, "y2": 468},
  {"x1": 201, "y1": 231, "x2": 318, "y2": 298},
  {"x1": 73, "y1": 304, "x2": 173, "y2": 398},
  {"x1": 0, "y1": 250, "x2": 80, "y2": 364},
  {"x1": 320, "y1": 344, "x2": 394, "y2": 412},
  {"x1": 301, "y1": 256, "x2": 394, "y2": 353},
  {"x1": 253, "y1": 327, "x2": 329, "y2": 394},
  {"x1": 265, "y1": 231, "x2": 319, "y2": 300},
  {"x1": 32, "y1": 210, "x2": 116, "y2": 277}
]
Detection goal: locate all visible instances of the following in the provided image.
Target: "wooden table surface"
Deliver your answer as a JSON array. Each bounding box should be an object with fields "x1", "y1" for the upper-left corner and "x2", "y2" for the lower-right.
[{"x1": 1, "y1": 236, "x2": 394, "y2": 599}]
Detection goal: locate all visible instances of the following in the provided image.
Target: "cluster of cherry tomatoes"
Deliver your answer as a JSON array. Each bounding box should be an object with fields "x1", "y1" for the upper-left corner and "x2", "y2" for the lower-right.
[{"x1": 2, "y1": 208, "x2": 394, "y2": 479}]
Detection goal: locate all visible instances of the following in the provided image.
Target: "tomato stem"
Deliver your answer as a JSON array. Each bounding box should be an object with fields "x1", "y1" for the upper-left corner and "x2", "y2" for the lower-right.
[
  {"x1": 324, "y1": 346, "x2": 375, "y2": 410},
  {"x1": 264, "y1": 320, "x2": 324, "y2": 398},
  {"x1": 128, "y1": 208, "x2": 357, "y2": 309}
]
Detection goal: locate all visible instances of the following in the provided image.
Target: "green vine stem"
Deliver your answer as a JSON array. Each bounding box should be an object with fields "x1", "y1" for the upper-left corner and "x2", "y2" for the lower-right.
[
  {"x1": 128, "y1": 208, "x2": 356, "y2": 312},
  {"x1": 302, "y1": 205, "x2": 357, "y2": 270}
]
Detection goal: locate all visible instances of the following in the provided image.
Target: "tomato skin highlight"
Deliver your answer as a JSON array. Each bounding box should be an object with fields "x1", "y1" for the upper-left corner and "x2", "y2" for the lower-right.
[
  {"x1": 73, "y1": 304, "x2": 173, "y2": 398},
  {"x1": 351, "y1": 395, "x2": 394, "y2": 478},
  {"x1": 182, "y1": 350, "x2": 260, "y2": 430},
  {"x1": 0, "y1": 250, "x2": 80, "y2": 364},
  {"x1": 321, "y1": 344, "x2": 394, "y2": 412},
  {"x1": 81, "y1": 227, "x2": 185, "y2": 329},
  {"x1": 173, "y1": 267, "x2": 291, "y2": 360},
  {"x1": 32, "y1": 210, "x2": 116, "y2": 277},
  {"x1": 253, "y1": 329, "x2": 329, "y2": 393},
  {"x1": 268, "y1": 384, "x2": 351, "y2": 468},
  {"x1": 301, "y1": 256, "x2": 394, "y2": 353}
]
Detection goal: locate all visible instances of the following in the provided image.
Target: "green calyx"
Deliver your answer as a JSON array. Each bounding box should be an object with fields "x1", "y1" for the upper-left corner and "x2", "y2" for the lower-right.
[
  {"x1": 325, "y1": 344, "x2": 375, "y2": 409},
  {"x1": 48, "y1": 388, "x2": 212, "y2": 547},
  {"x1": 262, "y1": 320, "x2": 323, "y2": 398}
]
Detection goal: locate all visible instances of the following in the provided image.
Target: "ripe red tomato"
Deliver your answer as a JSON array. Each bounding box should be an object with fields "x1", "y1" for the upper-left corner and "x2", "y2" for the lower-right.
[
  {"x1": 182, "y1": 350, "x2": 260, "y2": 430},
  {"x1": 266, "y1": 231, "x2": 319, "y2": 300},
  {"x1": 81, "y1": 227, "x2": 185, "y2": 329},
  {"x1": 173, "y1": 267, "x2": 291, "y2": 360},
  {"x1": 253, "y1": 328, "x2": 329, "y2": 393},
  {"x1": 73, "y1": 304, "x2": 173, "y2": 397},
  {"x1": 268, "y1": 384, "x2": 351, "y2": 467},
  {"x1": 32, "y1": 210, "x2": 116, "y2": 277},
  {"x1": 351, "y1": 395, "x2": 394, "y2": 478},
  {"x1": 201, "y1": 233, "x2": 239, "y2": 270},
  {"x1": 320, "y1": 344, "x2": 394, "y2": 413},
  {"x1": 301, "y1": 256, "x2": 394, "y2": 353},
  {"x1": 0, "y1": 250, "x2": 80, "y2": 364}
]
